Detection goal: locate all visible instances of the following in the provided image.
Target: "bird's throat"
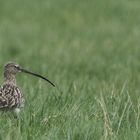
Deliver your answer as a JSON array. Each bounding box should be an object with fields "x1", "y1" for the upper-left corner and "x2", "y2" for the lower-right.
[{"x1": 4, "y1": 74, "x2": 17, "y2": 86}]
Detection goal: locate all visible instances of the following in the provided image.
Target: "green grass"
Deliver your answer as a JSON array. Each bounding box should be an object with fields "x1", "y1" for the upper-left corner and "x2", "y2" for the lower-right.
[{"x1": 0, "y1": 0, "x2": 140, "y2": 139}]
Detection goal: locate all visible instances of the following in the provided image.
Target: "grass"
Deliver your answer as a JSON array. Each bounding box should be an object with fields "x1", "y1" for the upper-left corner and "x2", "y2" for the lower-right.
[{"x1": 0, "y1": 0, "x2": 140, "y2": 139}]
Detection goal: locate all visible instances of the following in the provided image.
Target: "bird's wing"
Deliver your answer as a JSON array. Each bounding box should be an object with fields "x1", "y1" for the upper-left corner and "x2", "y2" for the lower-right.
[
  {"x1": 0, "y1": 85, "x2": 20, "y2": 109},
  {"x1": 0, "y1": 85, "x2": 9, "y2": 109}
]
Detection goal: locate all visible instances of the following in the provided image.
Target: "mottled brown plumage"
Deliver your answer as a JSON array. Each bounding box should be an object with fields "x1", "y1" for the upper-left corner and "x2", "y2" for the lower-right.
[
  {"x1": 0, "y1": 84, "x2": 24, "y2": 109},
  {"x1": 0, "y1": 62, "x2": 55, "y2": 113}
]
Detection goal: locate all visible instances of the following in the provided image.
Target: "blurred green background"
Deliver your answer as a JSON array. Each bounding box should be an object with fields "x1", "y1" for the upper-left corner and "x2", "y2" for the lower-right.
[{"x1": 0, "y1": 0, "x2": 140, "y2": 139}]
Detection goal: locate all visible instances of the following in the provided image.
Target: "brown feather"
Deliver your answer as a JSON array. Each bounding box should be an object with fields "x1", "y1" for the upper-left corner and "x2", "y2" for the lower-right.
[{"x1": 0, "y1": 84, "x2": 24, "y2": 109}]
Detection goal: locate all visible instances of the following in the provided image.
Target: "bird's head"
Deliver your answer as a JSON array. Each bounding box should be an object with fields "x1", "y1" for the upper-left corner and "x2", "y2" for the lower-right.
[
  {"x1": 4, "y1": 62, "x2": 55, "y2": 87},
  {"x1": 4, "y1": 62, "x2": 20, "y2": 75}
]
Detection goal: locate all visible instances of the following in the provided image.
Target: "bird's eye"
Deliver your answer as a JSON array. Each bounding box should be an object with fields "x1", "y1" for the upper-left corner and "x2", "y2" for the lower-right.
[{"x1": 14, "y1": 65, "x2": 19, "y2": 69}]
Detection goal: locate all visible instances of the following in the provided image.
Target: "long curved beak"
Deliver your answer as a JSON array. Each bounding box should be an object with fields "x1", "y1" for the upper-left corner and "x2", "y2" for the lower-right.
[{"x1": 19, "y1": 68, "x2": 55, "y2": 87}]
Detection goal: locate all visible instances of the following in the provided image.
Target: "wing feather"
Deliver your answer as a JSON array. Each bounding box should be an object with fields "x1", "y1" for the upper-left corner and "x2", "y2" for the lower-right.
[{"x1": 0, "y1": 84, "x2": 22, "y2": 109}]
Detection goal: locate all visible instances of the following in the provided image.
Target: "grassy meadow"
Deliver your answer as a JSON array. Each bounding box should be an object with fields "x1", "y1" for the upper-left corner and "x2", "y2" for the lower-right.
[{"x1": 0, "y1": 0, "x2": 140, "y2": 139}]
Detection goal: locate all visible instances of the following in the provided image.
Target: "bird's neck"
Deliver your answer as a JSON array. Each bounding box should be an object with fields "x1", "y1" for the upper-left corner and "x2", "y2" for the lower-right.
[{"x1": 4, "y1": 73, "x2": 16, "y2": 86}]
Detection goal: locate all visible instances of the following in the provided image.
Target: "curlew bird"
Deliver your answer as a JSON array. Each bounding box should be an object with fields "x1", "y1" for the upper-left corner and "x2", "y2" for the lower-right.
[{"x1": 0, "y1": 62, "x2": 55, "y2": 114}]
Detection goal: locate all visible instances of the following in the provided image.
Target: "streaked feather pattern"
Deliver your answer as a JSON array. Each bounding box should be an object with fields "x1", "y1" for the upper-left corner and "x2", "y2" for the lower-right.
[{"x1": 0, "y1": 84, "x2": 24, "y2": 109}]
